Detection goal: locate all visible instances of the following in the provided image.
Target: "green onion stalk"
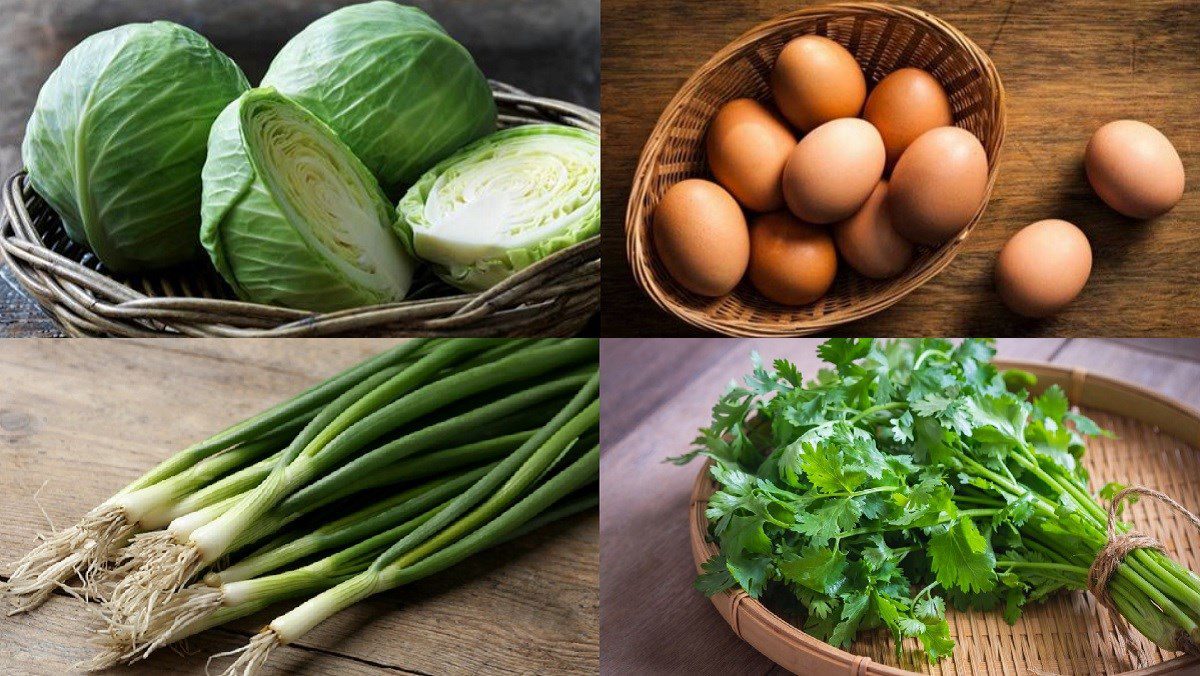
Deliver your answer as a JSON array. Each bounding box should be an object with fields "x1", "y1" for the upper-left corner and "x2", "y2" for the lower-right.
[
  {"x1": 105, "y1": 339, "x2": 596, "y2": 640},
  {"x1": 3, "y1": 339, "x2": 436, "y2": 613},
  {"x1": 217, "y1": 446, "x2": 600, "y2": 676},
  {"x1": 89, "y1": 485, "x2": 596, "y2": 670},
  {"x1": 90, "y1": 461, "x2": 489, "y2": 668},
  {"x1": 98, "y1": 426, "x2": 543, "y2": 615},
  {"x1": 95, "y1": 370, "x2": 598, "y2": 668}
]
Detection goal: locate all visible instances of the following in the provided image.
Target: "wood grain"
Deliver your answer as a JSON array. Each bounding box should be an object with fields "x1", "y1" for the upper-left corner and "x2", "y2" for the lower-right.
[
  {"x1": 0, "y1": 339, "x2": 598, "y2": 675},
  {"x1": 600, "y1": 0, "x2": 1200, "y2": 336},
  {"x1": 599, "y1": 339, "x2": 1200, "y2": 674}
]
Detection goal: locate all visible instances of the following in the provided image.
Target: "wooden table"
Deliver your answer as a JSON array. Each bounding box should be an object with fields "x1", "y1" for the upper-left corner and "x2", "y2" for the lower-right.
[
  {"x1": 599, "y1": 338, "x2": 1200, "y2": 674},
  {"x1": 0, "y1": 340, "x2": 598, "y2": 674},
  {"x1": 600, "y1": 0, "x2": 1200, "y2": 336}
]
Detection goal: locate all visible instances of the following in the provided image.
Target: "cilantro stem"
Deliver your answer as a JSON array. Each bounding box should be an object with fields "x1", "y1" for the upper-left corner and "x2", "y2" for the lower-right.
[
  {"x1": 824, "y1": 485, "x2": 899, "y2": 499},
  {"x1": 833, "y1": 509, "x2": 1001, "y2": 540},
  {"x1": 848, "y1": 402, "x2": 907, "y2": 423},
  {"x1": 1010, "y1": 447, "x2": 1200, "y2": 623},
  {"x1": 912, "y1": 349, "x2": 949, "y2": 370},
  {"x1": 996, "y1": 560, "x2": 1086, "y2": 578}
]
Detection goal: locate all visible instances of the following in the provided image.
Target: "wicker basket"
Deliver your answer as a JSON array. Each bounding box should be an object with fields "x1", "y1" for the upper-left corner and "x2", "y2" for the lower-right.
[
  {"x1": 626, "y1": 3, "x2": 1005, "y2": 337},
  {"x1": 0, "y1": 83, "x2": 599, "y2": 337},
  {"x1": 688, "y1": 360, "x2": 1200, "y2": 675}
]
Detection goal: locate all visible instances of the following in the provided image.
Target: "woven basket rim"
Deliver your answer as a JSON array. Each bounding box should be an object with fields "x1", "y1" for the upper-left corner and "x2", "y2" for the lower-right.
[
  {"x1": 0, "y1": 82, "x2": 600, "y2": 337},
  {"x1": 625, "y1": 2, "x2": 1007, "y2": 337},
  {"x1": 687, "y1": 359, "x2": 1200, "y2": 675}
]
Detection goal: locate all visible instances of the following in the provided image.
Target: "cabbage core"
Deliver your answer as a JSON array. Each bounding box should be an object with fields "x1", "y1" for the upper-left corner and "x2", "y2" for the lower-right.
[{"x1": 397, "y1": 124, "x2": 600, "y2": 291}]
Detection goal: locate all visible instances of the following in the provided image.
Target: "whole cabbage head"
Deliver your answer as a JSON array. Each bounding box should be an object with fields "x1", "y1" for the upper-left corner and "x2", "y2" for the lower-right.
[
  {"x1": 201, "y1": 88, "x2": 416, "y2": 312},
  {"x1": 22, "y1": 22, "x2": 249, "y2": 272},
  {"x1": 262, "y1": 1, "x2": 497, "y2": 195},
  {"x1": 396, "y1": 124, "x2": 600, "y2": 292}
]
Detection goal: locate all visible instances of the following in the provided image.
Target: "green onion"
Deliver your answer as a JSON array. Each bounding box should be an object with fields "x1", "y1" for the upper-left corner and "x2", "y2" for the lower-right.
[
  {"x1": 105, "y1": 340, "x2": 596, "y2": 637},
  {"x1": 3, "y1": 339, "x2": 434, "y2": 612},
  {"x1": 219, "y1": 447, "x2": 599, "y2": 673}
]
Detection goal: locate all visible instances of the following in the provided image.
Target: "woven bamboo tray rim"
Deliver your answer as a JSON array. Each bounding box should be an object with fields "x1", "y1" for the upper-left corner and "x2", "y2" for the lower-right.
[
  {"x1": 626, "y1": 2, "x2": 1006, "y2": 337},
  {"x1": 0, "y1": 82, "x2": 599, "y2": 337},
  {"x1": 688, "y1": 360, "x2": 1200, "y2": 675}
]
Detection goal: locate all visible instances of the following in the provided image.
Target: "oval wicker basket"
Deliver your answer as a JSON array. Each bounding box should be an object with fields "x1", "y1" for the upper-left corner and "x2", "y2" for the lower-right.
[
  {"x1": 688, "y1": 360, "x2": 1200, "y2": 675},
  {"x1": 0, "y1": 82, "x2": 599, "y2": 337},
  {"x1": 627, "y1": 3, "x2": 1005, "y2": 337}
]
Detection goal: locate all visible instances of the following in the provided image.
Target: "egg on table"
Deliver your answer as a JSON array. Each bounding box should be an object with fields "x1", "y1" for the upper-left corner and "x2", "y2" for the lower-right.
[
  {"x1": 770, "y1": 34, "x2": 866, "y2": 132},
  {"x1": 1085, "y1": 119, "x2": 1185, "y2": 219},
  {"x1": 781, "y1": 118, "x2": 885, "y2": 224},
  {"x1": 889, "y1": 126, "x2": 989, "y2": 245},
  {"x1": 652, "y1": 179, "x2": 750, "y2": 297},
  {"x1": 863, "y1": 68, "x2": 954, "y2": 169},
  {"x1": 833, "y1": 181, "x2": 913, "y2": 279},
  {"x1": 995, "y1": 219, "x2": 1093, "y2": 318},
  {"x1": 705, "y1": 98, "x2": 797, "y2": 212},
  {"x1": 747, "y1": 211, "x2": 837, "y2": 306}
]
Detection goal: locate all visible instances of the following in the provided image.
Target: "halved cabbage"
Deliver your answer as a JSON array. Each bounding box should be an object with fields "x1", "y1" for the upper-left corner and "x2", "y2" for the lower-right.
[
  {"x1": 262, "y1": 1, "x2": 496, "y2": 194},
  {"x1": 201, "y1": 88, "x2": 415, "y2": 312},
  {"x1": 22, "y1": 22, "x2": 248, "y2": 272},
  {"x1": 396, "y1": 124, "x2": 600, "y2": 292}
]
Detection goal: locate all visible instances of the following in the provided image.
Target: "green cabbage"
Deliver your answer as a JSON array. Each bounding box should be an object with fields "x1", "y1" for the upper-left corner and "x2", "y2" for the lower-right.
[
  {"x1": 21, "y1": 22, "x2": 248, "y2": 272},
  {"x1": 396, "y1": 124, "x2": 600, "y2": 292},
  {"x1": 201, "y1": 88, "x2": 415, "y2": 312},
  {"x1": 261, "y1": 1, "x2": 496, "y2": 194}
]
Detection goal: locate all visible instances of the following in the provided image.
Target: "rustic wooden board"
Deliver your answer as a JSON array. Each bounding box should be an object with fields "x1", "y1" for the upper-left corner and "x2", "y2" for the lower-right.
[
  {"x1": 0, "y1": 339, "x2": 598, "y2": 674},
  {"x1": 598, "y1": 339, "x2": 1200, "y2": 674},
  {"x1": 600, "y1": 0, "x2": 1200, "y2": 336}
]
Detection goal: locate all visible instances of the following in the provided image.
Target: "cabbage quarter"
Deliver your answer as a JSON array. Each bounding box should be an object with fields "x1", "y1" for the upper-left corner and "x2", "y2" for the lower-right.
[
  {"x1": 397, "y1": 125, "x2": 600, "y2": 292},
  {"x1": 201, "y1": 89, "x2": 415, "y2": 312}
]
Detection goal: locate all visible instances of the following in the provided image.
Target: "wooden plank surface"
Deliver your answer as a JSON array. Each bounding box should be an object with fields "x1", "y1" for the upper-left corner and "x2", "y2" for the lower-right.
[
  {"x1": 599, "y1": 0, "x2": 1200, "y2": 336},
  {"x1": 0, "y1": 339, "x2": 598, "y2": 675},
  {"x1": 598, "y1": 338, "x2": 1200, "y2": 674}
]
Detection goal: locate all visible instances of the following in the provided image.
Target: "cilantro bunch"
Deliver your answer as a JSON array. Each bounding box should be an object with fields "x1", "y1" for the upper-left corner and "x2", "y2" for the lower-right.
[{"x1": 675, "y1": 338, "x2": 1200, "y2": 662}]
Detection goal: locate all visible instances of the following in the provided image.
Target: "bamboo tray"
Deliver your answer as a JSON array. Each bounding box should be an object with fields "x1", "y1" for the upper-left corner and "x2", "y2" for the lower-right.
[
  {"x1": 688, "y1": 360, "x2": 1200, "y2": 675},
  {"x1": 627, "y1": 3, "x2": 1005, "y2": 336},
  {"x1": 0, "y1": 82, "x2": 599, "y2": 337}
]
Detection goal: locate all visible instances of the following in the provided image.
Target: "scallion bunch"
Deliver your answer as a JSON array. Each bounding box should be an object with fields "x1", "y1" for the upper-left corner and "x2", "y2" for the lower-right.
[{"x1": 3, "y1": 338, "x2": 598, "y2": 676}]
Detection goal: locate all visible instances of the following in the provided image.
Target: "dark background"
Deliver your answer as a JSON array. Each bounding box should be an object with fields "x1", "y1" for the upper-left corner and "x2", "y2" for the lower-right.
[
  {"x1": 600, "y1": 0, "x2": 1200, "y2": 337},
  {"x1": 0, "y1": 0, "x2": 599, "y2": 336}
]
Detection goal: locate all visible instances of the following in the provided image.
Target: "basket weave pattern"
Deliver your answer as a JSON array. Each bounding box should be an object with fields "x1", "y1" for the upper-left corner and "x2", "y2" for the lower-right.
[
  {"x1": 626, "y1": 3, "x2": 1005, "y2": 336},
  {"x1": 689, "y1": 362, "x2": 1200, "y2": 675},
  {"x1": 0, "y1": 83, "x2": 599, "y2": 337}
]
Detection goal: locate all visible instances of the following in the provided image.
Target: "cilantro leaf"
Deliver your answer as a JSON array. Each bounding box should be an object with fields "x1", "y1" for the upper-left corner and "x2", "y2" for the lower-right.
[
  {"x1": 817, "y1": 339, "x2": 873, "y2": 371},
  {"x1": 827, "y1": 591, "x2": 871, "y2": 647},
  {"x1": 928, "y1": 518, "x2": 997, "y2": 594},
  {"x1": 695, "y1": 555, "x2": 737, "y2": 596},
  {"x1": 778, "y1": 546, "x2": 847, "y2": 596}
]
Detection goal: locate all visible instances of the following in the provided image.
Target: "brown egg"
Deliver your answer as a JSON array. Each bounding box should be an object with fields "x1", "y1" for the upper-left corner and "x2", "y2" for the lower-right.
[
  {"x1": 863, "y1": 68, "x2": 954, "y2": 169},
  {"x1": 833, "y1": 181, "x2": 913, "y2": 279},
  {"x1": 781, "y1": 118, "x2": 885, "y2": 224},
  {"x1": 705, "y1": 99, "x2": 797, "y2": 212},
  {"x1": 1085, "y1": 120, "x2": 1185, "y2": 219},
  {"x1": 889, "y1": 126, "x2": 989, "y2": 245},
  {"x1": 652, "y1": 179, "x2": 749, "y2": 297},
  {"x1": 770, "y1": 35, "x2": 866, "y2": 132},
  {"x1": 748, "y1": 211, "x2": 837, "y2": 305},
  {"x1": 995, "y1": 219, "x2": 1092, "y2": 318}
]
